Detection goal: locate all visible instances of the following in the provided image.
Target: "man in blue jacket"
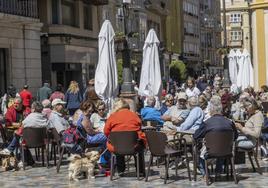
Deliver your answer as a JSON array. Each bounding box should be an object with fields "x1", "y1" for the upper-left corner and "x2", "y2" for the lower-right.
[{"x1": 140, "y1": 96, "x2": 164, "y2": 125}]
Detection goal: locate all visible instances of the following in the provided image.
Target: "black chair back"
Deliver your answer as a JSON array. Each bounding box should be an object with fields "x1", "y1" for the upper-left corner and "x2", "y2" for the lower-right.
[
  {"x1": 205, "y1": 131, "x2": 234, "y2": 157},
  {"x1": 47, "y1": 128, "x2": 61, "y2": 143},
  {"x1": 262, "y1": 102, "x2": 268, "y2": 113},
  {"x1": 23, "y1": 127, "x2": 47, "y2": 148},
  {"x1": 262, "y1": 126, "x2": 268, "y2": 134},
  {"x1": 109, "y1": 131, "x2": 138, "y2": 155},
  {"x1": 145, "y1": 131, "x2": 167, "y2": 156}
]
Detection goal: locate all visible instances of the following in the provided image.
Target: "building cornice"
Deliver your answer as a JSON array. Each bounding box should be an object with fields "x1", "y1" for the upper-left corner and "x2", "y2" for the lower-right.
[
  {"x1": 250, "y1": 2, "x2": 268, "y2": 10},
  {"x1": 221, "y1": 6, "x2": 249, "y2": 12}
]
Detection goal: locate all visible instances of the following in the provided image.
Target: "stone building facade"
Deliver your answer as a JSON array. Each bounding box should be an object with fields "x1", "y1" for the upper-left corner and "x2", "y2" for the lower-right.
[
  {"x1": 38, "y1": 0, "x2": 102, "y2": 90},
  {"x1": 0, "y1": 0, "x2": 42, "y2": 95}
]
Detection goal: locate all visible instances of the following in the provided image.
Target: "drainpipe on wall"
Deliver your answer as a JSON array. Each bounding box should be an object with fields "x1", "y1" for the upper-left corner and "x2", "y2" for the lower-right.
[{"x1": 23, "y1": 24, "x2": 28, "y2": 85}]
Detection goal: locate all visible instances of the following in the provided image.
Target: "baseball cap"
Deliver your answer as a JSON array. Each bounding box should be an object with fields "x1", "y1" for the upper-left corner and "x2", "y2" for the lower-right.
[
  {"x1": 176, "y1": 92, "x2": 187, "y2": 100},
  {"x1": 52, "y1": 99, "x2": 66, "y2": 107}
]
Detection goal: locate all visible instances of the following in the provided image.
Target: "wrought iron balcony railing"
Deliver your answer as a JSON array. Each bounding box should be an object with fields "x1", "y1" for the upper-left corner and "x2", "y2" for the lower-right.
[{"x1": 0, "y1": 0, "x2": 38, "y2": 18}]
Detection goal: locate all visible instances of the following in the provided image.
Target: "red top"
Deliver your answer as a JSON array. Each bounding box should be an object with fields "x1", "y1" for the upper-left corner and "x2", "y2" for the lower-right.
[
  {"x1": 104, "y1": 109, "x2": 146, "y2": 152},
  {"x1": 19, "y1": 89, "x2": 33, "y2": 107},
  {"x1": 5, "y1": 106, "x2": 31, "y2": 127}
]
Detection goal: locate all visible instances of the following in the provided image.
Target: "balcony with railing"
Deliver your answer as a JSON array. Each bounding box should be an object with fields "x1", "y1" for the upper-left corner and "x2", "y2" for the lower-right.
[{"x1": 0, "y1": 0, "x2": 38, "y2": 18}]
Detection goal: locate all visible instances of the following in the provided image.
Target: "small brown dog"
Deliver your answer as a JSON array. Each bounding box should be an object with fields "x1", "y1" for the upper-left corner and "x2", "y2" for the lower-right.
[
  {"x1": 68, "y1": 151, "x2": 100, "y2": 181},
  {"x1": 1, "y1": 156, "x2": 18, "y2": 171}
]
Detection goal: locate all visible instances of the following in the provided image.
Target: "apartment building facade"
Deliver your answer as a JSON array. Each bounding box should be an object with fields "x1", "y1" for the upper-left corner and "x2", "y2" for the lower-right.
[
  {"x1": 182, "y1": 0, "x2": 200, "y2": 75},
  {"x1": 0, "y1": 0, "x2": 42, "y2": 95},
  {"x1": 221, "y1": 0, "x2": 251, "y2": 52},
  {"x1": 200, "y1": 0, "x2": 222, "y2": 75},
  {"x1": 38, "y1": 0, "x2": 104, "y2": 90}
]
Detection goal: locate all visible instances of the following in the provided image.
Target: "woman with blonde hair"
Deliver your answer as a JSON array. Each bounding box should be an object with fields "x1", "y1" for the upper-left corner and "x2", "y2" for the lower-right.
[{"x1": 65, "y1": 81, "x2": 82, "y2": 116}]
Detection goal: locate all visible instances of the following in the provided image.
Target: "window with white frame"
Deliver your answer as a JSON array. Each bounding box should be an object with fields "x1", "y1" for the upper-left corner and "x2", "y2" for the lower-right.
[
  {"x1": 229, "y1": 13, "x2": 241, "y2": 23},
  {"x1": 230, "y1": 30, "x2": 242, "y2": 41}
]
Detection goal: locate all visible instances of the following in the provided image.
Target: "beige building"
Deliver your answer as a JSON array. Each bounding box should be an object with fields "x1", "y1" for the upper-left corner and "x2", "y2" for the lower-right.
[
  {"x1": 221, "y1": 0, "x2": 251, "y2": 53},
  {"x1": 0, "y1": 0, "x2": 42, "y2": 95},
  {"x1": 38, "y1": 0, "x2": 104, "y2": 90},
  {"x1": 221, "y1": 0, "x2": 268, "y2": 89},
  {"x1": 250, "y1": 0, "x2": 268, "y2": 88}
]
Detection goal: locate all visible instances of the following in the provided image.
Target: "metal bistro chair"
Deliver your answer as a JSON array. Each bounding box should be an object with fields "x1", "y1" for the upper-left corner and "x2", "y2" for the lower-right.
[
  {"x1": 261, "y1": 102, "x2": 268, "y2": 113},
  {"x1": 109, "y1": 131, "x2": 144, "y2": 181},
  {"x1": 236, "y1": 137, "x2": 262, "y2": 175},
  {"x1": 21, "y1": 127, "x2": 49, "y2": 170},
  {"x1": 47, "y1": 128, "x2": 61, "y2": 166},
  {"x1": 204, "y1": 131, "x2": 238, "y2": 185},
  {"x1": 260, "y1": 126, "x2": 268, "y2": 158},
  {"x1": 145, "y1": 131, "x2": 191, "y2": 184}
]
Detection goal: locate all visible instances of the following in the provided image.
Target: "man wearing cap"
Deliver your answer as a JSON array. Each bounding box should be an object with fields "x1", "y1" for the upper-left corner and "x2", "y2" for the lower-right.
[
  {"x1": 19, "y1": 85, "x2": 33, "y2": 108},
  {"x1": 49, "y1": 99, "x2": 69, "y2": 134},
  {"x1": 162, "y1": 92, "x2": 190, "y2": 129}
]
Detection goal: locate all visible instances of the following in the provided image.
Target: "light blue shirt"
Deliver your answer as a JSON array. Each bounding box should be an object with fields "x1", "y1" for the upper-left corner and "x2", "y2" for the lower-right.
[
  {"x1": 177, "y1": 106, "x2": 204, "y2": 131},
  {"x1": 49, "y1": 111, "x2": 69, "y2": 133}
]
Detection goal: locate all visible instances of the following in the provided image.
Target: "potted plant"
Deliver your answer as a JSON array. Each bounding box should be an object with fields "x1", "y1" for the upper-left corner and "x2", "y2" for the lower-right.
[{"x1": 115, "y1": 32, "x2": 126, "y2": 43}]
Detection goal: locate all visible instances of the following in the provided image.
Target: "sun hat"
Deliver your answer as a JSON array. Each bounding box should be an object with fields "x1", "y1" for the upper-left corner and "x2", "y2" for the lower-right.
[{"x1": 52, "y1": 98, "x2": 66, "y2": 107}]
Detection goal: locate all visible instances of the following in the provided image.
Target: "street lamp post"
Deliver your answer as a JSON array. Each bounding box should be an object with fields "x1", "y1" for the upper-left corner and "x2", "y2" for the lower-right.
[
  {"x1": 120, "y1": 0, "x2": 134, "y2": 94},
  {"x1": 119, "y1": 0, "x2": 136, "y2": 110},
  {"x1": 222, "y1": 0, "x2": 230, "y2": 87}
]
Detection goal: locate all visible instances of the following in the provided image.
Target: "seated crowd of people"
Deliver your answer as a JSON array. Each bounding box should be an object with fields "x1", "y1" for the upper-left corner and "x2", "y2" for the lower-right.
[{"x1": 0, "y1": 75, "x2": 267, "y2": 183}]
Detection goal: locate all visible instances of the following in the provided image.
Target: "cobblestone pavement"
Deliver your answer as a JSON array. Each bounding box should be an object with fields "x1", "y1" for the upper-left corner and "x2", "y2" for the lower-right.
[{"x1": 1, "y1": 156, "x2": 268, "y2": 188}]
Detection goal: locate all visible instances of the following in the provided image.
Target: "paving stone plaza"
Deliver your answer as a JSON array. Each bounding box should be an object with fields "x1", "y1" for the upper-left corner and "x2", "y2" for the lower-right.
[{"x1": 1, "y1": 156, "x2": 268, "y2": 188}]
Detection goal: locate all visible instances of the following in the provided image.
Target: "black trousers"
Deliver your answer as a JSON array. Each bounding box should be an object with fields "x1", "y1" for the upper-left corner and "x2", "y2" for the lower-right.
[{"x1": 116, "y1": 149, "x2": 145, "y2": 175}]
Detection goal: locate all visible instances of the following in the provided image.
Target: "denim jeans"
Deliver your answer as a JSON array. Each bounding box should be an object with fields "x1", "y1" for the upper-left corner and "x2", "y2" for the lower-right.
[
  {"x1": 87, "y1": 133, "x2": 107, "y2": 147},
  {"x1": 7, "y1": 135, "x2": 34, "y2": 165},
  {"x1": 7, "y1": 135, "x2": 20, "y2": 152},
  {"x1": 236, "y1": 135, "x2": 255, "y2": 149},
  {"x1": 199, "y1": 157, "x2": 224, "y2": 176},
  {"x1": 87, "y1": 133, "x2": 108, "y2": 164}
]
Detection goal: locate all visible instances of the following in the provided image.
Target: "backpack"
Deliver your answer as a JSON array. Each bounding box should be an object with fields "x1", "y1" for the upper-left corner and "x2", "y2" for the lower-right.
[{"x1": 62, "y1": 126, "x2": 81, "y2": 145}]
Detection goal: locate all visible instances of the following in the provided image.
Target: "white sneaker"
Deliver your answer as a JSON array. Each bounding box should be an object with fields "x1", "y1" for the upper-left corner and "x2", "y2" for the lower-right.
[
  {"x1": 0, "y1": 148, "x2": 11, "y2": 155},
  {"x1": 260, "y1": 145, "x2": 268, "y2": 156},
  {"x1": 18, "y1": 161, "x2": 24, "y2": 169}
]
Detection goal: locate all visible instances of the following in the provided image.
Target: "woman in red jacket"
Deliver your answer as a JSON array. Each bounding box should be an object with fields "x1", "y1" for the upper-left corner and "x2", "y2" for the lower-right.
[{"x1": 104, "y1": 99, "x2": 146, "y2": 175}]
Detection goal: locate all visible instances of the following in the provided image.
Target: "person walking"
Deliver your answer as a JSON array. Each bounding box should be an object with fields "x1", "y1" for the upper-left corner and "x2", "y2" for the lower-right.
[
  {"x1": 37, "y1": 82, "x2": 52, "y2": 102},
  {"x1": 65, "y1": 81, "x2": 82, "y2": 116},
  {"x1": 19, "y1": 85, "x2": 32, "y2": 108},
  {"x1": 49, "y1": 84, "x2": 65, "y2": 101}
]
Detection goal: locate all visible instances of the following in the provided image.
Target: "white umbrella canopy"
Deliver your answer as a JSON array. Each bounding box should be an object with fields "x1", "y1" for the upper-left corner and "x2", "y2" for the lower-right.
[
  {"x1": 236, "y1": 49, "x2": 244, "y2": 89},
  {"x1": 95, "y1": 20, "x2": 118, "y2": 111},
  {"x1": 236, "y1": 49, "x2": 254, "y2": 90},
  {"x1": 228, "y1": 49, "x2": 238, "y2": 85},
  {"x1": 241, "y1": 49, "x2": 254, "y2": 89},
  {"x1": 138, "y1": 29, "x2": 162, "y2": 108}
]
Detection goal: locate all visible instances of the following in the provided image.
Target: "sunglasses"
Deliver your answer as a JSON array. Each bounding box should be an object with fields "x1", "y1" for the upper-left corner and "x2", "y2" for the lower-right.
[{"x1": 98, "y1": 108, "x2": 105, "y2": 111}]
